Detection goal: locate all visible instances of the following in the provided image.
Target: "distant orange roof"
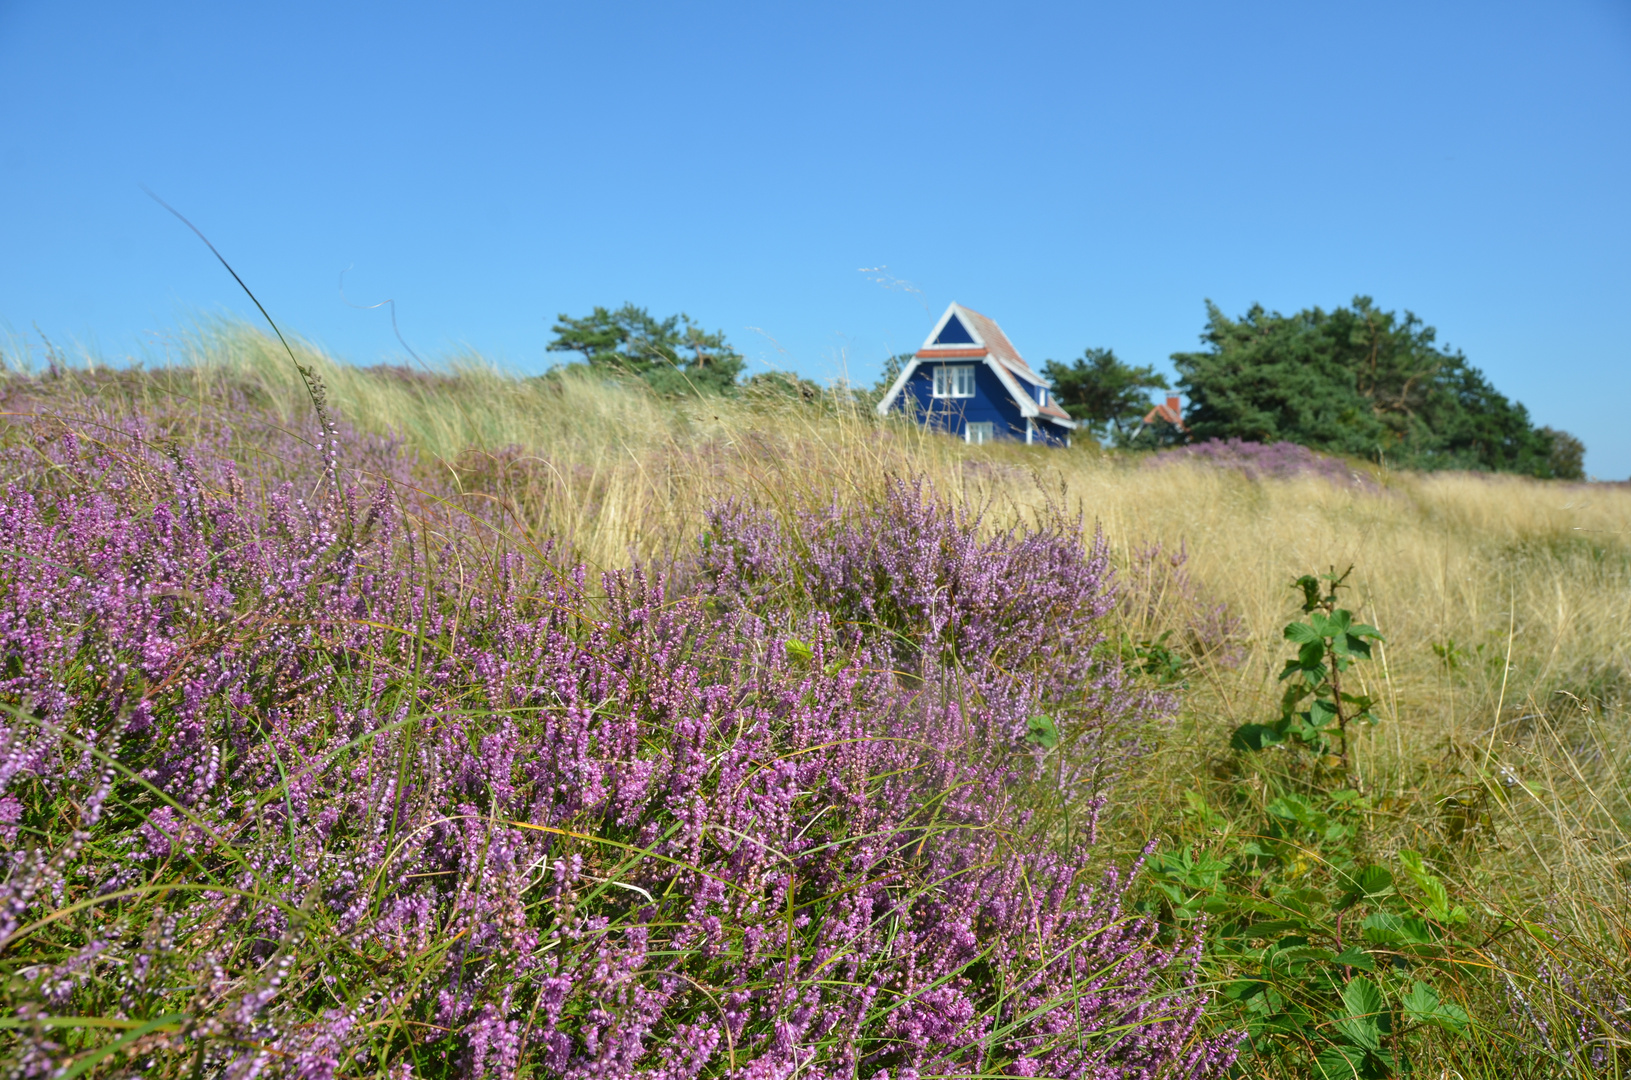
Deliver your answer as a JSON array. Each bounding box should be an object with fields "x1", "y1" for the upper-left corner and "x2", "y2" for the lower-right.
[{"x1": 1143, "y1": 395, "x2": 1188, "y2": 431}]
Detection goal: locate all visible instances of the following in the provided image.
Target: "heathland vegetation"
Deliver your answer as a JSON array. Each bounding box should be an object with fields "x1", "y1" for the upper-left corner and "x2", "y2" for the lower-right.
[{"x1": 0, "y1": 324, "x2": 1627, "y2": 1078}]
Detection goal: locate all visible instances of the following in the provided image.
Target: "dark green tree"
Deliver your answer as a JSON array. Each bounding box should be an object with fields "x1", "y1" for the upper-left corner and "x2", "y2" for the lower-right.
[
  {"x1": 1171, "y1": 297, "x2": 1575, "y2": 476},
  {"x1": 744, "y1": 370, "x2": 823, "y2": 402},
  {"x1": 1541, "y1": 427, "x2": 1586, "y2": 481},
  {"x1": 1042, "y1": 348, "x2": 1170, "y2": 444},
  {"x1": 547, "y1": 303, "x2": 745, "y2": 396}
]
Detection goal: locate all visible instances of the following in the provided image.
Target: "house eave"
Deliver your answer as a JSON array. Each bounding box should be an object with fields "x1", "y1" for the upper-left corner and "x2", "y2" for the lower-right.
[
  {"x1": 875, "y1": 356, "x2": 924, "y2": 416},
  {"x1": 914, "y1": 346, "x2": 988, "y2": 359}
]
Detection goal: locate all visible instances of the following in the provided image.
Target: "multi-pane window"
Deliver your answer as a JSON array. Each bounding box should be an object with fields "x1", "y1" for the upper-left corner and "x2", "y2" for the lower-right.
[
  {"x1": 932, "y1": 364, "x2": 976, "y2": 398},
  {"x1": 965, "y1": 422, "x2": 995, "y2": 445}
]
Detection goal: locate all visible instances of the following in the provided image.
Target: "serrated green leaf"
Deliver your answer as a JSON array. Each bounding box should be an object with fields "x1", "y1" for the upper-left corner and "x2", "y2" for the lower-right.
[
  {"x1": 1314, "y1": 1043, "x2": 1371, "y2": 1080},
  {"x1": 1231, "y1": 722, "x2": 1283, "y2": 751},
  {"x1": 1397, "y1": 849, "x2": 1466, "y2": 923},
  {"x1": 1285, "y1": 621, "x2": 1323, "y2": 644},
  {"x1": 1025, "y1": 714, "x2": 1059, "y2": 749},
  {"x1": 1333, "y1": 633, "x2": 1373, "y2": 659},
  {"x1": 1402, "y1": 980, "x2": 1470, "y2": 1034},
  {"x1": 1267, "y1": 793, "x2": 1317, "y2": 825},
  {"x1": 1336, "y1": 977, "x2": 1387, "y2": 1050},
  {"x1": 1331, "y1": 945, "x2": 1376, "y2": 970},
  {"x1": 1356, "y1": 865, "x2": 1394, "y2": 895},
  {"x1": 1275, "y1": 886, "x2": 1332, "y2": 919},
  {"x1": 1362, "y1": 911, "x2": 1436, "y2": 945}
]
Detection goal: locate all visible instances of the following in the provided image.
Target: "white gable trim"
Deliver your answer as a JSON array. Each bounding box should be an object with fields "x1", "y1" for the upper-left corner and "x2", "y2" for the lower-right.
[
  {"x1": 918, "y1": 302, "x2": 984, "y2": 352},
  {"x1": 983, "y1": 355, "x2": 1039, "y2": 418},
  {"x1": 874, "y1": 356, "x2": 925, "y2": 416},
  {"x1": 1002, "y1": 364, "x2": 1048, "y2": 388}
]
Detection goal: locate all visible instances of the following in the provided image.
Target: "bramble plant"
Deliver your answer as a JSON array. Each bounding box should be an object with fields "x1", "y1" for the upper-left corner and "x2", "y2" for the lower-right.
[
  {"x1": 1145, "y1": 570, "x2": 1485, "y2": 1078},
  {"x1": 1230, "y1": 568, "x2": 1384, "y2": 772}
]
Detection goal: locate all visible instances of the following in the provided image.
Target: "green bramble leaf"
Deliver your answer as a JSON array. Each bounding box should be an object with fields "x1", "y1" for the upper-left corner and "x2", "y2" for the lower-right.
[
  {"x1": 1335, "y1": 977, "x2": 1388, "y2": 1051},
  {"x1": 784, "y1": 638, "x2": 814, "y2": 665},
  {"x1": 1025, "y1": 714, "x2": 1059, "y2": 749},
  {"x1": 1362, "y1": 911, "x2": 1436, "y2": 945},
  {"x1": 1337, "y1": 865, "x2": 1395, "y2": 909},
  {"x1": 1285, "y1": 621, "x2": 1322, "y2": 644},
  {"x1": 1230, "y1": 722, "x2": 1283, "y2": 751},
  {"x1": 1314, "y1": 1043, "x2": 1376, "y2": 1080},
  {"x1": 1401, "y1": 980, "x2": 1470, "y2": 1034},
  {"x1": 1331, "y1": 633, "x2": 1372, "y2": 659},
  {"x1": 1330, "y1": 945, "x2": 1376, "y2": 970},
  {"x1": 1398, "y1": 849, "x2": 1468, "y2": 924}
]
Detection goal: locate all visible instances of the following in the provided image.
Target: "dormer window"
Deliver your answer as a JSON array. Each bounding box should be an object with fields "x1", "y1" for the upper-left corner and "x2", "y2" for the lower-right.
[
  {"x1": 1037, "y1": 386, "x2": 1047, "y2": 406},
  {"x1": 933, "y1": 365, "x2": 976, "y2": 398}
]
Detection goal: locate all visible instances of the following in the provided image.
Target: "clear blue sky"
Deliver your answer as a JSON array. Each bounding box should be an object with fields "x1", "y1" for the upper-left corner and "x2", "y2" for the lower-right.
[{"x1": 4, "y1": 1, "x2": 1628, "y2": 476}]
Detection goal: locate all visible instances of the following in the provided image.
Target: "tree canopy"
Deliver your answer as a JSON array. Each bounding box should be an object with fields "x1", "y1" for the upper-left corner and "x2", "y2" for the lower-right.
[
  {"x1": 1171, "y1": 297, "x2": 1582, "y2": 478},
  {"x1": 1041, "y1": 348, "x2": 1170, "y2": 445},
  {"x1": 548, "y1": 304, "x2": 745, "y2": 396}
]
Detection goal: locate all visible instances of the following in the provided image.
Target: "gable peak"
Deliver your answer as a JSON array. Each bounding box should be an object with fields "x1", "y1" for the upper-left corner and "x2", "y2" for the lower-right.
[{"x1": 933, "y1": 311, "x2": 976, "y2": 345}]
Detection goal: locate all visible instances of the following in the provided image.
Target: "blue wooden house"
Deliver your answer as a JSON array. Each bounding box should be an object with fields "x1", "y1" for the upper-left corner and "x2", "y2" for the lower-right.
[{"x1": 875, "y1": 303, "x2": 1077, "y2": 447}]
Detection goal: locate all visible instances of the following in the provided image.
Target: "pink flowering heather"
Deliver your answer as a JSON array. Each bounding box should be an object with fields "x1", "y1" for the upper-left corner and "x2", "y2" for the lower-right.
[
  {"x1": 0, "y1": 392, "x2": 1239, "y2": 1078},
  {"x1": 1147, "y1": 437, "x2": 1379, "y2": 489}
]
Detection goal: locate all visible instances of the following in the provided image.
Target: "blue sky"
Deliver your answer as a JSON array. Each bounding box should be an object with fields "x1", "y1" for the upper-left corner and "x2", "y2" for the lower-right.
[{"x1": 3, "y1": 0, "x2": 1628, "y2": 476}]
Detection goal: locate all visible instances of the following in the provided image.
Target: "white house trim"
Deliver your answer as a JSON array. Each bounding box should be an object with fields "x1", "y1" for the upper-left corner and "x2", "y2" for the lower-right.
[
  {"x1": 919, "y1": 303, "x2": 987, "y2": 351},
  {"x1": 875, "y1": 358, "x2": 924, "y2": 416},
  {"x1": 983, "y1": 354, "x2": 1041, "y2": 418}
]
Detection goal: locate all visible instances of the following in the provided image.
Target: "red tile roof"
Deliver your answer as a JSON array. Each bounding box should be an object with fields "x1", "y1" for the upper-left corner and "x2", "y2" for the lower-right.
[{"x1": 1143, "y1": 395, "x2": 1188, "y2": 431}]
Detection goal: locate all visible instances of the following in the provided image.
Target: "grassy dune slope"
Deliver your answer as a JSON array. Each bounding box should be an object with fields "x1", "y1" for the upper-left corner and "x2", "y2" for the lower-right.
[{"x1": 8, "y1": 325, "x2": 1630, "y2": 1076}]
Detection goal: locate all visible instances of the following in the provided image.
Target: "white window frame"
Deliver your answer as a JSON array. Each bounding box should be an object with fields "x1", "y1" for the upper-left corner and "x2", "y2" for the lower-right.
[
  {"x1": 965, "y1": 421, "x2": 995, "y2": 445},
  {"x1": 932, "y1": 364, "x2": 977, "y2": 398}
]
